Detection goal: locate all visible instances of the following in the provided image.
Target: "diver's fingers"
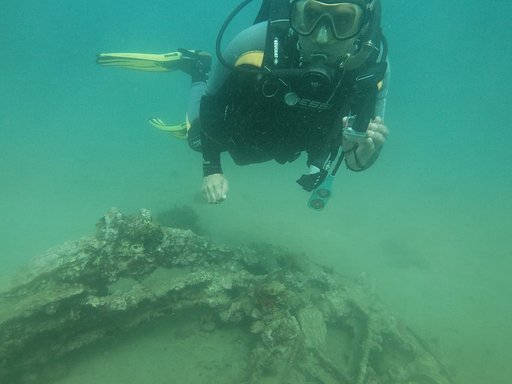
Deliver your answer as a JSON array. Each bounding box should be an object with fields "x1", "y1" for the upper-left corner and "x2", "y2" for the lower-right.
[
  {"x1": 219, "y1": 179, "x2": 229, "y2": 201},
  {"x1": 368, "y1": 119, "x2": 389, "y2": 143},
  {"x1": 201, "y1": 180, "x2": 216, "y2": 203},
  {"x1": 202, "y1": 175, "x2": 228, "y2": 204},
  {"x1": 212, "y1": 184, "x2": 224, "y2": 203},
  {"x1": 203, "y1": 187, "x2": 215, "y2": 204},
  {"x1": 367, "y1": 129, "x2": 386, "y2": 147}
]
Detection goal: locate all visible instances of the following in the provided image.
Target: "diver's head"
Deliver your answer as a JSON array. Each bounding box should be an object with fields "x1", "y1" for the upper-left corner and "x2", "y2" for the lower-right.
[{"x1": 290, "y1": 0, "x2": 379, "y2": 65}]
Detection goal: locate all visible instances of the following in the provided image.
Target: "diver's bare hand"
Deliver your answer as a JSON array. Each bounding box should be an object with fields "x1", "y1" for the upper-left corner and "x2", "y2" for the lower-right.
[
  {"x1": 343, "y1": 116, "x2": 389, "y2": 169},
  {"x1": 344, "y1": 116, "x2": 388, "y2": 150},
  {"x1": 361, "y1": 116, "x2": 388, "y2": 152},
  {"x1": 202, "y1": 174, "x2": 229, "y2": 204}
]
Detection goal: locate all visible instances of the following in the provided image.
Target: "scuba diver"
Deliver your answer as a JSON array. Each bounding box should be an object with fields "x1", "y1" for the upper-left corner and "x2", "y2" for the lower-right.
[{"x1": 97, "y1": 0, "x2": 390, "y2": 207}]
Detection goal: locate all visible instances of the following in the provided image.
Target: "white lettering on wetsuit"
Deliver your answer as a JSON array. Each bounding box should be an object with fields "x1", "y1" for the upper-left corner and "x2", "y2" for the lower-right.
[
  {"x1": 273, "y1": 37, "x2": 279, "y2": 65},
  {"x1": 296, "y1": 98, "x2": 332, "y2": 110}
]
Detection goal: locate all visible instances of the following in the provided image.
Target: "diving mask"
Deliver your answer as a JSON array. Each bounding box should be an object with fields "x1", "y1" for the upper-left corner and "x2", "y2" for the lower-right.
[{"x1": 290, "y1": 0, "x2": 366, "y2": 40}]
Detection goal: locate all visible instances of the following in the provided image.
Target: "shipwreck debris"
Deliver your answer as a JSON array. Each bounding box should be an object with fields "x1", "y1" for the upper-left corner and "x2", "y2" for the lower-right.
[{"x1": 0, "y1": 208, "x2": 456, "y2": 384}]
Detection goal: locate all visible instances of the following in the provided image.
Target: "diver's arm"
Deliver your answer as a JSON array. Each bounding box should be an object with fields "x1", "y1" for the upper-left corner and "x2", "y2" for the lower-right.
[
  {"x1": 344, "y1": 63, "x2": 390, "y2": 171},
  {"x1": 201, "y1": 21, "x2": 268, "y2": 175},
  {"x1": 374, "y1": 61, "x2": 390, "y2": 118},
  {"x1": 200, "y1": 93, "x2": 230, "y2": 204},
  {"x1": 197, "y1": 83, "x2": 231, "y2": 205},
  {"x1": 200, "y1": 23, "x2": 268, "y2": 203},
  {"x1": 200, "y1": 94, "x2": 227, "y2": 177},
  {"x1": 343, "y1": 116, "x2": 389, "y2": 171},
  {"x1": 200, "y1": 136, "x2": 228, "y2": 203}
]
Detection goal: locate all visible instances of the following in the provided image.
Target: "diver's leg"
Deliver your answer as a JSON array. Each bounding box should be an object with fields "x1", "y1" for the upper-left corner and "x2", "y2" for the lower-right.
[
  {"x1": 177, "y1": 49, "x2": 211, "y2": 151},
  {"x1": 177, "y1": 48, "x2": 212, "y2": 83},
  {"x1": 187, "y1": 82, "x2": 206, "y2": 152}
]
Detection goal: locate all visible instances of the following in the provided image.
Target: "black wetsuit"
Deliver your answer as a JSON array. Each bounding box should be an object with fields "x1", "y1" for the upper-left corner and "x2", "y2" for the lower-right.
[{"x1": 189, "y1": 22, "x2": 389, "y2": 177}]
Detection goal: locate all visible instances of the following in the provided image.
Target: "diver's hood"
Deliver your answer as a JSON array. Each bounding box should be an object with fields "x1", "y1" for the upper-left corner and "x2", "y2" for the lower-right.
[{"x1": 334, "y1": 0, "x2": 382, "y2": 70}]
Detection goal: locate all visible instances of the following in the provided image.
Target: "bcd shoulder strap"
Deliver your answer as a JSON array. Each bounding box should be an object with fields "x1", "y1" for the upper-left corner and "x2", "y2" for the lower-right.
[
  {"x1": 254, "y1": 0, "x2": 290, "y2": 24},
  {"x1": 257, "y1": 0, "x2": 298, "y2": 69}
]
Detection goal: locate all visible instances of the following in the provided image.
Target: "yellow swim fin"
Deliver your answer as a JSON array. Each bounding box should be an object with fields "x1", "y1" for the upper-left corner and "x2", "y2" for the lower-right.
[
  {"x1": 148, "y1": 117, "x2": 189, "y2": 140},
  {"x1": 96, "y1": 52, "x2": 183, "y2": 72},
  {"x1": 96, "y1": 49, "x2": 212, "y2": 76}
]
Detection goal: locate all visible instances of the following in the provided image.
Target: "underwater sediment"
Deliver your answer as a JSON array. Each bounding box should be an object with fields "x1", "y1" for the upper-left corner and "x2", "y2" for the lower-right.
[{"x1": 0, "y1": 208, "x2": 455, "y2": 384}]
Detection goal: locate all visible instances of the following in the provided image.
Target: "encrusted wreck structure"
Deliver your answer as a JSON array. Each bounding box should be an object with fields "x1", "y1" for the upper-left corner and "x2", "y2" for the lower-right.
[{"x1": 0, "y1": 209, "x2": 455, "y2": 384}]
